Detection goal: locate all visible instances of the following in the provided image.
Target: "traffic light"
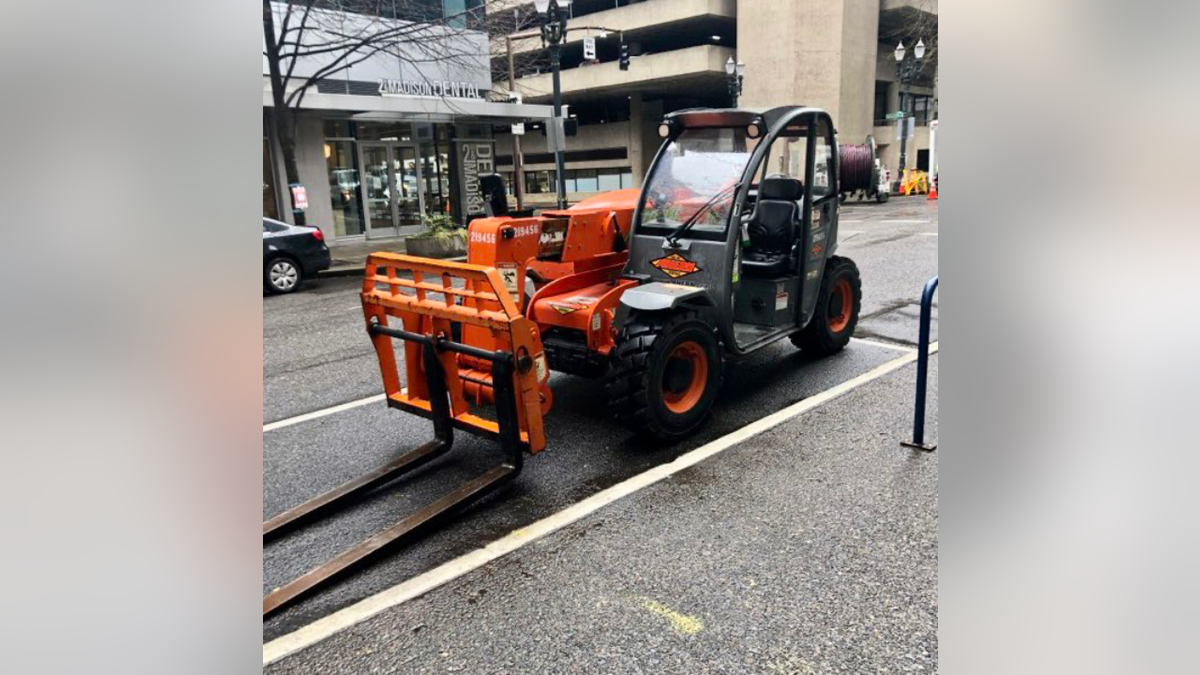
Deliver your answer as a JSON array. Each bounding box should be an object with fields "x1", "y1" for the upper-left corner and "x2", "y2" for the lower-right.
[{"x1": 619, "y1": 43, "x2": 630, "y2": 71}]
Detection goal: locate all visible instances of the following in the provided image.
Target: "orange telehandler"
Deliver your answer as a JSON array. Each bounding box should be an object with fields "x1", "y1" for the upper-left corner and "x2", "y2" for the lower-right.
[{"x1": 264, "y1": 107, "x2": 862, "y2": 617}]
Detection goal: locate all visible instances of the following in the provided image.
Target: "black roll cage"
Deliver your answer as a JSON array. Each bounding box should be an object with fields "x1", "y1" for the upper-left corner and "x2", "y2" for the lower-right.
[{"x1": 632, "y1": 106, "x2": 840, "y2": 245}]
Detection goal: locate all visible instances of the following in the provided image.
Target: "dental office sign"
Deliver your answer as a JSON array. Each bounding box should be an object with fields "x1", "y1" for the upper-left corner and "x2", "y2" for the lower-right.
[
  {"x1": 378, "y1": 78, "x2": 483, "y2": 100},
  {"x1": 455, "y1": 140, "x2": 495, "y2": 219}
]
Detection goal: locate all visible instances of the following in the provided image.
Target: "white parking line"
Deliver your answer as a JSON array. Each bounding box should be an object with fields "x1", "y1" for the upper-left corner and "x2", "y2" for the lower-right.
[
  {"x1": 850, "y1": 337, "x2": 915, "y2": 353},
  {"x1": 882, "y1": 219, "x2": 931, "y2": 225},
  {"x1": 919, "y1": 232, "x2": 938, "y2": 236},
  {"x1": 262, "y1": 342, "x2": 939, "y2": 666},
  {"x1": 263, "y1": 394, "x2": 388, "y2": 433}
]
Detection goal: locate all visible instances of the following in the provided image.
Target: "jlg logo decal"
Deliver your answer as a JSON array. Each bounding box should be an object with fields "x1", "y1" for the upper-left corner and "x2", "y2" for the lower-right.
[{"x1": 650, "y1": 253, "x2": 702, "y2": 280}]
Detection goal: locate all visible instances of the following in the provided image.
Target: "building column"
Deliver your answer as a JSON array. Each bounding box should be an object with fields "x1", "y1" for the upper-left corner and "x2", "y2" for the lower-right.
[
  {"x1": 629, "y1": 93, "x2": 645, "y2": 186},
  {"x1": 294, "y1": 115, "x2": 335, "y2": 241}
]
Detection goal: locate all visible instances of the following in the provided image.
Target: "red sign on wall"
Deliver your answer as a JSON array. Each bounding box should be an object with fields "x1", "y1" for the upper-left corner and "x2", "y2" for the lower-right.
[{"x1": 291, "y1": 185, "x2": 309, "y2": 211}]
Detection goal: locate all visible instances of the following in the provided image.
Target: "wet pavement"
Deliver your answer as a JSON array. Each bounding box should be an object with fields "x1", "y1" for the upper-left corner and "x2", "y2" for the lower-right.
[{"x1": 267, "y1": 355, "x2": 938, "y2": 673}]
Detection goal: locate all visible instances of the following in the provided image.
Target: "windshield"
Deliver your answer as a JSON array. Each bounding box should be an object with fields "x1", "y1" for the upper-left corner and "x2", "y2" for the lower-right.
[{"x1": 638, "y1": 127, "x2": 757, "y2": 238}]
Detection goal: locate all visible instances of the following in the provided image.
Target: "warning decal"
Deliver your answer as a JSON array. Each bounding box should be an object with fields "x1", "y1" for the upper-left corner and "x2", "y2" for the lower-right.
[{"x1": 497, "y1": 265, "x2": 520, "y2": 304}]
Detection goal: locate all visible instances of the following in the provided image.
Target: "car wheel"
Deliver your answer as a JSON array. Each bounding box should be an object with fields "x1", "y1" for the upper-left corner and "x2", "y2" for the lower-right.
[{"x1": 265, "y1": 257, "x2": 303, "y2": 294}]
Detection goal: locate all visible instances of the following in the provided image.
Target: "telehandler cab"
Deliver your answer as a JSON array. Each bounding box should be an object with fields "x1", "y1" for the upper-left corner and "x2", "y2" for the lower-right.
[
  {"x1": 605, "y1": 106, "x2": 861, "y2": 438},
  {"x1": 263, "y1": 106, "x2": 861, "y2": 617}
]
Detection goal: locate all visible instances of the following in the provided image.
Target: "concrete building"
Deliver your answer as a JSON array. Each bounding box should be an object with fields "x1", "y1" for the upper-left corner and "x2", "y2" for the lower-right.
[
  {"x1": 262, "y1": 1, "x2": 553, "y2": 243},
  {"x1": 494, "y1": 0, "x2": 937, "y2": 207}
]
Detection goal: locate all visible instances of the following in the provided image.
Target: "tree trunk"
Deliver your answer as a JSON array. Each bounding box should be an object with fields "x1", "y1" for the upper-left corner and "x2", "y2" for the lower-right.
[{"x1": 263, "y1": 0, "x2": 307, "y2": 225}]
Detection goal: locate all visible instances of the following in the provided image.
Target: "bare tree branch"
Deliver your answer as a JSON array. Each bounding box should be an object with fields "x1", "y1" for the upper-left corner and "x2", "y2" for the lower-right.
[{"x1": 264, "y1": 0, "x2": 533, "y2": 221}]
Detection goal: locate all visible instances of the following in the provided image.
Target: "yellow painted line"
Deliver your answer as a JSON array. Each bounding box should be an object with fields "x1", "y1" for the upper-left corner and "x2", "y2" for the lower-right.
[
  {"x1": 263, "y1": 343, "x2": 938, "y2": 667},
  {"x1": 639, "y1": 598, "x2": 704, "y2": 635}
]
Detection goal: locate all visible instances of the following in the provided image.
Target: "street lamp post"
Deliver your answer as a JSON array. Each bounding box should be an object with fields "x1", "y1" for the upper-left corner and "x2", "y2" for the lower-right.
[
  {"x1": 725, "y1": 57, "x2": 745, "y2": 108},
  {"x1": 894, "y1": 39, "x2": 925, "y2": 177},
  {"x1": 534, "y1": 0, "x2": 570, "y2": 210}
]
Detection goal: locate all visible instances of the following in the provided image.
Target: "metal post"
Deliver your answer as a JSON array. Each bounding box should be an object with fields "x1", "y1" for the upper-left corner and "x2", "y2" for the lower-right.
[
  {"x1": 506, "y1": 36, "x2": 526, "y2": 212},
  {"x1": 903, "y1": 276, "x2": 938, "y2": 452},
  {"x1": 726, "y1": 71, "x2": 743, "y2": 108},
  {"x1": 897, "y1": 62, "x2": 909, "y2": 177},
  {"x1": 550, "y1": 39, "x2": 567, "y2": 210}
]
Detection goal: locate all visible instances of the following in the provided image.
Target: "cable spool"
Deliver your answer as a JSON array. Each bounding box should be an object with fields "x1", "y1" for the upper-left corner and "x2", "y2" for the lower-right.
[{"x1": 839, "y1": 136, "x2": 878, "y2": 196}]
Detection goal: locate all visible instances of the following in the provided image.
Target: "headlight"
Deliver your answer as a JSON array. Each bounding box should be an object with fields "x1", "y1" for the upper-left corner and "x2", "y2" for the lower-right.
[
  {"x1": 658, "y1": 123, "x2": 672, "y2": 138},
  {"x1": 747, "y1": 123, "x2": 762, "y2": 139}
]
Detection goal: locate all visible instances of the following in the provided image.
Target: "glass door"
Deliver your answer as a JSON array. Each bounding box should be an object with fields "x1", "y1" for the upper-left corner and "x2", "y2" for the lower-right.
[
  {"x1": 359, "y1": 142, "x2": 424, "y2": 238},
  {"x1": 361, "y1": 143, "x2": 397, "y2": 239}
]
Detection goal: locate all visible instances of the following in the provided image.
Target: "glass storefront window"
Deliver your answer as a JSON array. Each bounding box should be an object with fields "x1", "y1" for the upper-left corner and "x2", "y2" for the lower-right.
[
  {"x1": 597, "y1": 170, "x2": 621, "y2": 192},
  {"x1": 517, "y1": 168, "x2": 635, "y2": 195},
  {"x1": 356, "y1": 122, "x2": 414, "y2": 142},
  {"x1": 525, "y1": 171, "x2": 546, "y2": 194},
  {"x1": 324, "y1": 120, "x2": 354, "y2": 139},
  {"x1": 420, "y1": 140, "x2": 450, "y2": 215},
  {"x1": 325, "y1": 140, "x2": 365, "y2": 237},
  {"x1": 574, "y1": 169, "x2": 599, "y2": 193},
  {"x1": 263, "y1": 138, "x2": 279, "y2": 219}
]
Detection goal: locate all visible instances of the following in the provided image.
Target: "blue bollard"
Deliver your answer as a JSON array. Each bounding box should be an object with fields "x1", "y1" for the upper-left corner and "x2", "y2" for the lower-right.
[{"x1": 903, "y1": 276, "x2": 938, "y2": 452}]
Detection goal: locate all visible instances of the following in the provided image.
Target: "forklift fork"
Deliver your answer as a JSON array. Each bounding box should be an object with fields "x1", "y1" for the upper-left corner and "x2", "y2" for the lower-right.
[{"x1": 262, "y1": 254, "x2": 545, "y2": 619}]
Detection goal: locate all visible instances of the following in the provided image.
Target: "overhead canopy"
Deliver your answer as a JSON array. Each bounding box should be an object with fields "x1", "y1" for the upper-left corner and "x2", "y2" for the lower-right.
[{"x1": 263, "y1": 90, "x2": 555, "y2": 123}]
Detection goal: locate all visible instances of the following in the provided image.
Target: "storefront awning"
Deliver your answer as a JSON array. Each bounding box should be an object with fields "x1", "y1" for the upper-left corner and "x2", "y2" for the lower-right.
[{"x1": 263, "y1": 90, "x2": 554, "y2": 123}]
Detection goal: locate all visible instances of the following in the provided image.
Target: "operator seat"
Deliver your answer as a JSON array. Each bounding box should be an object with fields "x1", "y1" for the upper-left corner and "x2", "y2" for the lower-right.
[{"x1": 742, "y1": 175, "x2": 803, "y2": 277}]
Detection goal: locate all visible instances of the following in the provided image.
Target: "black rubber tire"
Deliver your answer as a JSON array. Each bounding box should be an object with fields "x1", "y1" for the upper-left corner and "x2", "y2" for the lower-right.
[
  {"x1": 265, "y1": 256, "x2": 303, "y2": 295},
  {"x1": 606, "y1": 309, "x2": 723, "y2": 442},
  {"x1": 876, "y1": 191, "x2": 890, "y2": 204},
  {"x1": 792, "y1": 256, "x2": 862, "y2": 356}
]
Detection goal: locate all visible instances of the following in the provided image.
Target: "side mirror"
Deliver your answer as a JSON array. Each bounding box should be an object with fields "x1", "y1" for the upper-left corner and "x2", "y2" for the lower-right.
[{"x1": 649, "y1": 188, "x2": 670, "y2": 212}]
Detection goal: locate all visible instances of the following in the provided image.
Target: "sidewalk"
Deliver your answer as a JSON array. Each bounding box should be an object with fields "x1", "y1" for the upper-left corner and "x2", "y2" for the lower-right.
[
  {"x1": 322, "y1": 237, "x2": 469, "y2": 277},
  {"x1": 268, "y1": 355, "x2": 939, "y2": 674},
  {"x1": 321, "y1": 238, "x2": 408, "y2": 277}
]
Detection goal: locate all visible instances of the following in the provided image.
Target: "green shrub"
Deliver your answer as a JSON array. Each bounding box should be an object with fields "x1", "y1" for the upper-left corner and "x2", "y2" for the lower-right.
[{"x1": 412, "y1": 213, "x2": 466, "y2": 244}]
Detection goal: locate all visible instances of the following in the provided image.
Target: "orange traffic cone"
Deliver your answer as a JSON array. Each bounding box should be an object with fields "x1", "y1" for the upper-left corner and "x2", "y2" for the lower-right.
[{"x1": 928, "y1": 179, "x2": 938, "y2": 200}]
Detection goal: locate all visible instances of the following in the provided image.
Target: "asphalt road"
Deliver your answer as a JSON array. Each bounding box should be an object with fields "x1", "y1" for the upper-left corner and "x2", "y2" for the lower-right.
[
  {"x1": 270, "y1": 356, "x2": 938, "y2": 674},
  {"x1": 262, "y1": 197, "x2": 939, "y2": 655},
  {"x1": 835, "y1": 197, "x2": 939, "y2": 345}
]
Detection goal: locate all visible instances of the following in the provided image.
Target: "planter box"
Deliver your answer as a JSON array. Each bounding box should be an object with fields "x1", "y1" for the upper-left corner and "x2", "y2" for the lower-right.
[{"x1": 406, "y1": 233, "x2": 466, "y2": 259}]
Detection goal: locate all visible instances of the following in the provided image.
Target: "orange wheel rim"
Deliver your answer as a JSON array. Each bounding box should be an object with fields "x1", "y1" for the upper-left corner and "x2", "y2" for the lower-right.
[
  {"x1": 828, "y1": 278, "x2": 853, "y2": 333},
  {"x1": 662, "y1": 341, "x2": 708, "y2": 414}
]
